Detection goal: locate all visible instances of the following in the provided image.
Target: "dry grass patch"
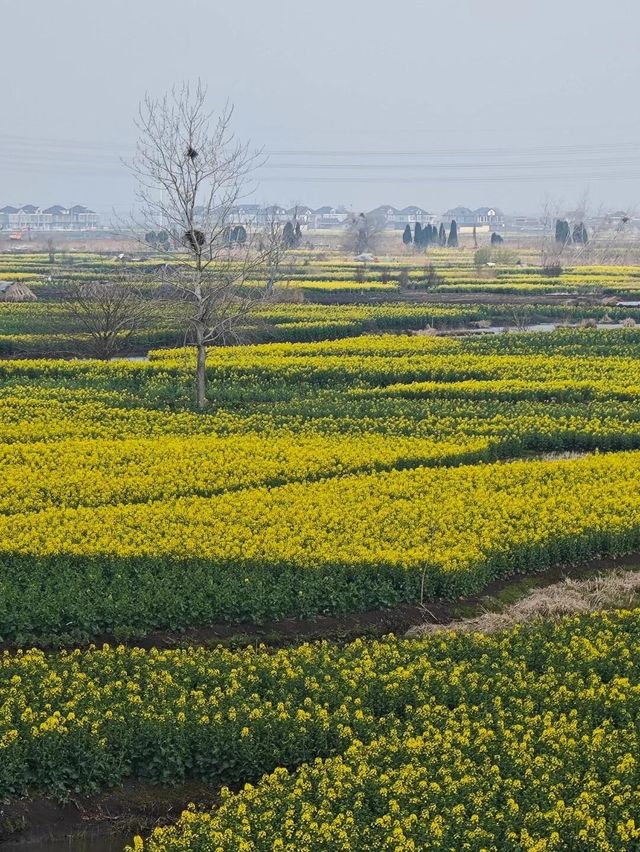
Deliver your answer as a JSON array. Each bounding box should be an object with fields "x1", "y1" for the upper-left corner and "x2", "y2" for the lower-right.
[{"x1": 408, "y1": 569, "x2": 640, "y2": 636}]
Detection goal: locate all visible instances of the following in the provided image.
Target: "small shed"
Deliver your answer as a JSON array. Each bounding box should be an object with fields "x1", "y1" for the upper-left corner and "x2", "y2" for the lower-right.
[{"x1": 0, "y1": 281, "x2": 37, "y2": 302}]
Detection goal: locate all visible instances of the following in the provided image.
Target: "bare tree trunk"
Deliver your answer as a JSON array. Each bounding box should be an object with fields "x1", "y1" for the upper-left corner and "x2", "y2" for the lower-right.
[
  {"x1": 195, "y1": 325, "x2": 207, "y2": 409},
  {"x1": 128, "y1": 83, "x2": 286, "y2": 410}
]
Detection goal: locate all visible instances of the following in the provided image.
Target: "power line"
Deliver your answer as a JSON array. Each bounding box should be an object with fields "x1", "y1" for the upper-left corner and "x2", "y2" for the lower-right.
[
  {"x1": 2, "y1": 134, "x2": 639, "y2": 187},
  {"x1": 2, "y1": 149, "x2": 640, "y2": 172},
  {"x1": 260, "y1": 158, "x2": 640, "y2": 171},
  {"x1": 0, "y1": 134, "x2": 639, "y2": 160},
  {"x1": 266, "y1": 143, "x2": 640, "y2": 159},
  {"x1": 257, "y1": 172, "x2": 640, "y2": 183}
]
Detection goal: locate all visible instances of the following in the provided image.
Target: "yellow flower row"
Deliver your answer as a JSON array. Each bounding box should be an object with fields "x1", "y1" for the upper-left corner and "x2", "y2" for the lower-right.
[
  {"x1": 2, "y1": 331, "x2": 640, "y2": 641},
  {"x1": 0, "y1": 608, "x2": 637, "y2": 844},
  {"x1": 0, "y1": 432, "x2": 486, "y2": 514},
  {"x1": 3, "y1": 450, "x2": 640, "y2": 640}
]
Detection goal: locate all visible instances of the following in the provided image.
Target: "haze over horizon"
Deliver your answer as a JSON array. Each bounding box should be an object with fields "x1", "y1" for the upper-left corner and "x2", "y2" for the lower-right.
[{"x1": 2, "y1": 0, "x2": 639, "y2": 218}]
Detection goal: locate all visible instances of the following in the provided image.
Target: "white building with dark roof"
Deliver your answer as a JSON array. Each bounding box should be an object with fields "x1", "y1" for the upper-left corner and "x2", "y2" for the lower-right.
[
  {"x1": 367, "y1": 205, "x2": 437, "y2": 229},
  {"x1": 311, "y1": 206, "x2": 350, "y2": 228},
  {"x1": 0, "y1": 204, "x2": 99, "y2": 231},
  {"x1": 442, "y1": 206, "x2": 505, "y2": 230},
  {"x1": 474, "y1": 207, "x2": 505, "y2": 228},
  {"x1": 395, "y1": 206, "x2": 438, "y2": 226}
]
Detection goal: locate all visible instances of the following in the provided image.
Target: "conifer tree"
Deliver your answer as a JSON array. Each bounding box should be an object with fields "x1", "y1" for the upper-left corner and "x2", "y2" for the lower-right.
[
  {"x1": 555, "y1": 219, "x2": 563, "y2": 243},
  {"x1": 447, "y1": 219, "x2": 458, "y2": 247},
  {"x1": 563, "y1": 220, "x2": 572, "y2": 244},
  {"x1": 283, "y1": 221, "x2": 295, "y2": 248},
  {"x1": 572, "y1": 222, "x2": 588, "y2": 245},
  {"x1": 555, "y1": 219, "x2": 571, "y2": 245},
  {"x1": 402, "y1": 224, "x2": 413, "y2": 245}
]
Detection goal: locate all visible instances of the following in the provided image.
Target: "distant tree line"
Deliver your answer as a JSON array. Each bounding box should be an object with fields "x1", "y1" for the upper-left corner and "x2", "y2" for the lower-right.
[
  {"x1": 144, "y1": 230, "x2": 170, "y2": 249},
  {"x1": 145, "y1": 225, "x2": 249, "y2": 248}
]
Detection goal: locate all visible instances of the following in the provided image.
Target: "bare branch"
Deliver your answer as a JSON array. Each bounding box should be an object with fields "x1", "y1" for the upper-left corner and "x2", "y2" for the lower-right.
[
  {"x1": 126, "y1": 81, "x2": 288, "y2": 408},
  {"x1": 62, "y1": 274, "x2": 154, "y2": 359}
]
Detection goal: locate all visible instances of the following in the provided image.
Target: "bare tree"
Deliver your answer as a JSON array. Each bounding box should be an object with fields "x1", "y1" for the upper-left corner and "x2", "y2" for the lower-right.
[
  {"x1": 342, "y1": 212, "x2": 383, "y2": 256},
  {"x1": 128, "y1": 81, "x2": 286, "y2": 408},
  {"x1": 63, "y1": 277, "x2": 150, "y2": 359},
  {"x1": 507, "y1": 305, "x2": 532, "y2": 332}
]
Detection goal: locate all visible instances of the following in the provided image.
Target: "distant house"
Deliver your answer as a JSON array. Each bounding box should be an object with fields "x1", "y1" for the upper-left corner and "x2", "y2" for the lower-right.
[
  {"x1": 227, "y1": 204, "x2": 347, "y2": 228},
  {"x1": 395, "y1": 206, "x2": 438, "y2": 227},
  {"x1": 474, "y1": 207, "x2": 505, "y2": 229},
  {"x1": 0, "y1": 281, "x2": 37, "y2": 302},
  {"x1": 367, "y1": 205, "x2": 437, "y2": 229},
  {"x1": 506, "y1": 214, "x2": 543, "y2": 231},
  {"x1": 442, "y1": 207, "x2": 476, "y2": 226},
  {"x1": 43, "y1": 204, "x2": 67, "y2": 215},
  {"x1": 9, "y1": 204, "x2": 50, "y2": 231},
  {"x1": 367, "y1": 205, "x2": 398, "y2": 228},
  {"x1": 0, "y1": 204, "x2": 99, "y2": 231},
  {"x1": 68, "y1": 205, "x2": 99, "y2": 228},
  {"x1": 0, "y1": 206, "x2": 18, "y2": 230},
  {"x1": 264, "y1": 205, "x2": 289, "y2": 222},
  {"x1": 287, "y1": 206, "x2": 314, "y2": 227},
  {"x1": 311, "y1": 206, "x2": 350, "y2": 228},
  {"x1": 442, "y1": 206, "x2": 504, "y2": 230},
  {"x1": 227, "y1": 204, "x2": 263, "y2": 225}
]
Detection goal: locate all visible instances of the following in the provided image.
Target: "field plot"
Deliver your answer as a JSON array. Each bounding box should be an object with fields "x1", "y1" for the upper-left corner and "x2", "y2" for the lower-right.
[
  {"x1": 3, "y1": 329, "x2": 640, "y2": 644},
  {"x1": 3, "y1": 250, "x2": 640, "y2": 357},
  {"x1": 127, "y1": 610, "x2": 640, "y2": 851},
  {"x1": 2, "y1": 257, "x2": 640, "y2": 851},
  {"x1": 2, "y1": 610, "x2": 639, "y2": 849},
  {"x1": 4, "y1": 2, "x2": 640, "y2": 847}
]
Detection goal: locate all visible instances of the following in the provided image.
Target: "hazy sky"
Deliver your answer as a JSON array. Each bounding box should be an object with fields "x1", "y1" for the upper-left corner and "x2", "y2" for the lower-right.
[{"x1": 2, "y1": 0, "x2": 639, "y2": 216}]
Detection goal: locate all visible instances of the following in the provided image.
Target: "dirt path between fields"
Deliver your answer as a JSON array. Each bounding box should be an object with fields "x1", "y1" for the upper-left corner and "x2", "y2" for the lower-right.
[
  {"x1": 2, "y1": 550, "x2": 637, "y2": 657},
  {"x1": 93, "y1": 551, "x2": 640, "y2": 648}
]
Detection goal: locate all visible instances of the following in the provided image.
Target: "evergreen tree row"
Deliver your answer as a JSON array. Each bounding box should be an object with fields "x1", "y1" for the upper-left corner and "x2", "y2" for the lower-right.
[
  {"x1": 283, "y1": 220, "x2": 303, "y2": 248},
  {"x1": 555, "y1": 219, "x2": 589, "y2": 245},
  {"x1": 403, "y1": 221, "x2": 458, "y2": 247}
]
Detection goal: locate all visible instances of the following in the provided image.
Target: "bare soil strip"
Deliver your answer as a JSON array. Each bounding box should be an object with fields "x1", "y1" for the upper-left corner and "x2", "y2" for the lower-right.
[{"x1": 1, "y1": 780, "x2": 223, "y2": 849}]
